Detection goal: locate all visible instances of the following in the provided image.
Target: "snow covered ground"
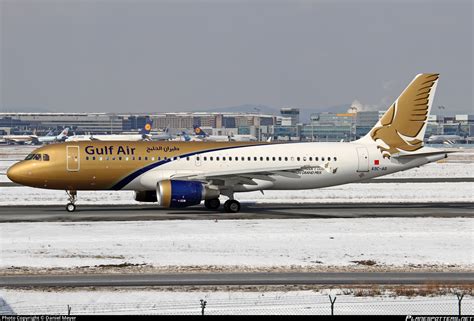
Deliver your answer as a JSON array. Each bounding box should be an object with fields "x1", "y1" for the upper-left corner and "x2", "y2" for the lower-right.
[
  {"x1": 0, "y1": 289, "x2": 471, "y2": 315},
  {"x1": 1, "y1": 181, "x2": 472, "y2": 205},
  {"x1": 0, "y1": 218, "x2": 471, "y2": 270}
]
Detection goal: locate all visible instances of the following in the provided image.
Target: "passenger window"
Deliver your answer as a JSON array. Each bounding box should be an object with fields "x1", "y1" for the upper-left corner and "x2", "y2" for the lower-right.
[
  {"x1": 266, "y1": 157, "x2": 270, "y2": 161},
  {"x1": 322, "y1": 157, "x2": 325, "y2": 161},
  {"x1": 254, "y1": 157, "x2": 257, "y2": 161},
  {"x1": 229, "y1": 157, "x2": 232, "y2": 161},
  {"x1": 216, "y1": 157, "x2": 220, "y2": 161},
  {"x1": 285, "y1": 157, "x2": 288, "y2": 161},
  {"x1": 291, "y1": 157, "x2": 294, "y2": 161},
  {"x1": 248, "y1": 157, "x2": 251, "y2": 161},
  {"x1": 235, "y1": 157, "x2": 238, "y2": 161},
  {"x1": 118, "y1": 157, "x2": 122, "y2": 161},
  {"x1": 260, "y1": 157, "x2": 263, "y2": 161},
  {"x1": 279, "y1": 157, "x2": 282, "y2": 161},
  {"x1": 203, "y1": 157, "x2": 207, "y2": 161},
  {"x1": 328, "y1": 157, "x2": 331, "y2": 161},
  {"x1": 297, "y1": 157, "x2": 300, "y2": 161},
  {"x1": 86, "y1": 156, "x2": 89, "y2": 161},
  {"x1": 303, "y1": 157, "x2": 307, "y2": 161},
  {"x1": 186, "y1": 157, "x2": 190, "y2": 161},
  {"x1": 241, "y1": 157, "x2": 245, "y2": 161},
  {"x1": 92, "y1": 156, "x2": 96, "y2": 161},
  {"x1": 315, "y1": 157, "x2": 319, "y2": 161},
  {"x1": 334, "y1": 157, "x2": 337, "y2": 161},
  {"x1": 309, "y1": 157, "x2": 312, "y2": 161},
  {"x1": 43, "y1": 154, "x2": 50, "y2": 161},
  {"x1": 112, "y1": 157, "x2": 116, "y2": 161},
  {"x1": 210, "y1": 157, "x2": 213, "y2": 161},
  {"x1": 106, "y1": 156, "x2": 110, "y2": 161},
  {"x1": 151, "y1": 157, "x2": 155, "y2": 161},
  {"x1": 223, "y1": 157, "x2": 226, "y2": 161},
  {"x1": 125, "y1": 157, "x2": 129, "y2": 161},
  {"x1": 144, "y1": 157, "x2": 148, "y2": 161},
  {"x1": 138, "y1": 156, "x2": 141, "y2": 161}
]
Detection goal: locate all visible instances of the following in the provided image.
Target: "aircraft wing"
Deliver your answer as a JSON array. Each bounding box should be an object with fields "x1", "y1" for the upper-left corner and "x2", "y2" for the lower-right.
[{"x1": 170, "y1": 165, "x2": 311, "y2": 186}]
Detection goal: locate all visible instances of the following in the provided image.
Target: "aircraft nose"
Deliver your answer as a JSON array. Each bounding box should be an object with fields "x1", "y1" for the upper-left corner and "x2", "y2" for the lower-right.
[{"x1": 7, "y1": 163, "x2": 24, "y2": 184}]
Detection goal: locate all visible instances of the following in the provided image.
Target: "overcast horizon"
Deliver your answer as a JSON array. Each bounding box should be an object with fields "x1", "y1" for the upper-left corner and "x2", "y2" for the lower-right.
[{"x1": 1, "y1": 0, "x2": 472, "y2": 115}]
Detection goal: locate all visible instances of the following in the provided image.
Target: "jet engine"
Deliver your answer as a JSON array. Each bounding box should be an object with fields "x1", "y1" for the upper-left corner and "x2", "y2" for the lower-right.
[{"x1": 156, "y1": 180, "x2": 219, "y2": 208}]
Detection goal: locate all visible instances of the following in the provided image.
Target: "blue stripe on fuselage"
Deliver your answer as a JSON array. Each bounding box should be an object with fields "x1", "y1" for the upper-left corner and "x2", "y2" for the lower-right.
[{"x1": 111, "y1": 143, "x2": 266, "y2": 190}]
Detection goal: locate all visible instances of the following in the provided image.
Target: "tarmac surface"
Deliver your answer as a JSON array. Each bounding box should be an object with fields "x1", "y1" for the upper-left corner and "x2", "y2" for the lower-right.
[
  {"x1": 0, "y1": 202, "x2": 472, "y2": 222},
  {"x1": 1, "y1": 272, "x2": 472, "y2": 287}
]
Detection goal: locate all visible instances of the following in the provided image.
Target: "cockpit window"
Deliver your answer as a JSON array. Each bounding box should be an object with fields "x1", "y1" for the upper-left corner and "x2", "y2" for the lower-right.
[
  {"x1": 24, "y1": 153, "x2": 43, "y2": 161},
  {"x1": 43, "y1": 154, "x2": 50, "y2": 161}
]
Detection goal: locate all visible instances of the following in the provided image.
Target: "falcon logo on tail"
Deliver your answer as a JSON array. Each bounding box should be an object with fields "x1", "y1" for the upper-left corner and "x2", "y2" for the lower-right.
[{"x1": 369, "y1": 73, "x2": 439, "y2": 158}]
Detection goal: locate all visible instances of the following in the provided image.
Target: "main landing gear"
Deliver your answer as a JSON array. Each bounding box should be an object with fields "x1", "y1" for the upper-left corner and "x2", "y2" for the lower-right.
[
  {"x1": 66, "y1": 190, "x2": 77, "y2": 212},
  {"x1": 223, "y1": 199, "x2": 240, "y2": 213},
  {"x1": 204, "y1": 198, "x2": 221, "y2": 210},
  {"x1": 204, "y1": 198, "x2": 241, "y2": 213}
]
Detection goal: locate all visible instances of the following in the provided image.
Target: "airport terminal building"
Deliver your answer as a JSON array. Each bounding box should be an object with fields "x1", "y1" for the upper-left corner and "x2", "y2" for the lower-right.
[{"x1": 0, "y1": 110, "x2": 473, "y2": 142}]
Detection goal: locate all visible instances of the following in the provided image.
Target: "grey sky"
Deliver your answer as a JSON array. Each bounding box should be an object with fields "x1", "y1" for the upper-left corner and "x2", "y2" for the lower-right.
[{"x1": 1, "y1": 0, "x2": 472, "y2": 114}]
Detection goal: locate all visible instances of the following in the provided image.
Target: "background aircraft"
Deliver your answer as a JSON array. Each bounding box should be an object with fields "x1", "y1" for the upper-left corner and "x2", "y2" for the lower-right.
[
  {"x1": 193, "y1": 126, "x2": 257, "y2": 142},
  {"x1": 2, "y1": 133, "x2": 37, "y2": 145},
  {"x1": 66, "y1": 120, "x2": 153, "y2": 142},
  {"x1": 36, "y1": 128, "x2": 70, "y2": 144},
  {"x1": 427, "y1": 135, "x2": 465, "y2": 145}
]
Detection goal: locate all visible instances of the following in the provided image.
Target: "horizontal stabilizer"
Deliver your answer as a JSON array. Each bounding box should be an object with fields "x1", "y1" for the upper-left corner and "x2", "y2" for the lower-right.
[{"x1": 391, "y1": 149, "x2": 456, "y2": 159}]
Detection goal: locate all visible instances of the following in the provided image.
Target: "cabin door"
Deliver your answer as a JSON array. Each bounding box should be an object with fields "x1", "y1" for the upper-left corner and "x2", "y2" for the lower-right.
[
  {"x1": 356, "y1": 146, "x2": 369, "y2": 172},
  {"x1": 67, "y1": 146, "x2": 80, "y2": 172}
]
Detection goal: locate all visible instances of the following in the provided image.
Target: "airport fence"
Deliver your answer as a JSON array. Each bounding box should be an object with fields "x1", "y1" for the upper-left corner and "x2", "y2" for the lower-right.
[{"x1": 1, "y1": 293, "x2": 472, "y2": 315}]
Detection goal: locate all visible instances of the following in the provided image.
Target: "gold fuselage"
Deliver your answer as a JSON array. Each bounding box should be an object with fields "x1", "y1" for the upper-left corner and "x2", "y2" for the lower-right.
[{"x1": 7, "y1": 141, "x2": 265, "y2": 190}]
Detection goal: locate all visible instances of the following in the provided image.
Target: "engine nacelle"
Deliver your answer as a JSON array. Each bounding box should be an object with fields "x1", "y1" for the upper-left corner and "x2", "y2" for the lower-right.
[
  {"x1": 157, "y1": 180, "x2": 219, "y2": 208},
  {"x1": 134, "y1": 190, "x2": 157, "y2": 202}
]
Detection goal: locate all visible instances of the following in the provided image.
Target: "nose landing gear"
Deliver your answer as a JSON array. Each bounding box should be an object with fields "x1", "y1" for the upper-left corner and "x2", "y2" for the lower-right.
[{"x1": 66, "y1": 190, "x2": 77, "y2": 212}]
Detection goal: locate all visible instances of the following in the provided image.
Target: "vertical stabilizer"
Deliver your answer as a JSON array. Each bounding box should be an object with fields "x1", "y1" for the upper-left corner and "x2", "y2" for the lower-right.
[{"x1": 357, "y1": 73, "x2": 439, "y2": 158}]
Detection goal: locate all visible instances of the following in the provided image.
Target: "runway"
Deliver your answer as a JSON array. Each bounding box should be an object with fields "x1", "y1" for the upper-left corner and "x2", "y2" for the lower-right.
[
  {"x1": 1, "y1": 272, "x2": 472, "y2": 287},
  {"x1": 0, "y1": 202, "x2": 472, "y2": 222}
]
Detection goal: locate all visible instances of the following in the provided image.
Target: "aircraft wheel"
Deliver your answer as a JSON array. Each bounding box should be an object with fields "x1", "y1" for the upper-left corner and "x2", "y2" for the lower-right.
[
  {"x1": 66, "y1": 203, "x2": 76, "y2": 212},
  {"x1": 224, "y1": 200, "x2": 240, "y2": 213},
  {"x1": 204, "y1": 198, "x2": 220, "y2": 210}
]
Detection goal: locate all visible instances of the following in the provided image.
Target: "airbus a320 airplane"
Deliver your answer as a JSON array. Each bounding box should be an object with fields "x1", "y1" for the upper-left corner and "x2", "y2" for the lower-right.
[{"x1": 7, "y1": 74, "x2": 451, "y2": 213}]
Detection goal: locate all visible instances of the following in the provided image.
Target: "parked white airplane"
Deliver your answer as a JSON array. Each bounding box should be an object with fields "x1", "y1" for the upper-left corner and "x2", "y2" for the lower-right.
[
  {"x1": 193, "y1": 126, "x2": 258, "y2": 142},
  {"x1": 427, "y1": 135, "x2": 464, "y2": 145},
  {"x1": 7, "y1": 74, "x2": 450, "y2": 213},
  {"x1": 2, "y1": 133, "x2": 37, "y2": 145},
  {"x1": 36, "y1": 128, "x2": 70, "y2": 144},
  {"x1": 66, "y1": 120, "x2": 153, "y2": 142}
]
